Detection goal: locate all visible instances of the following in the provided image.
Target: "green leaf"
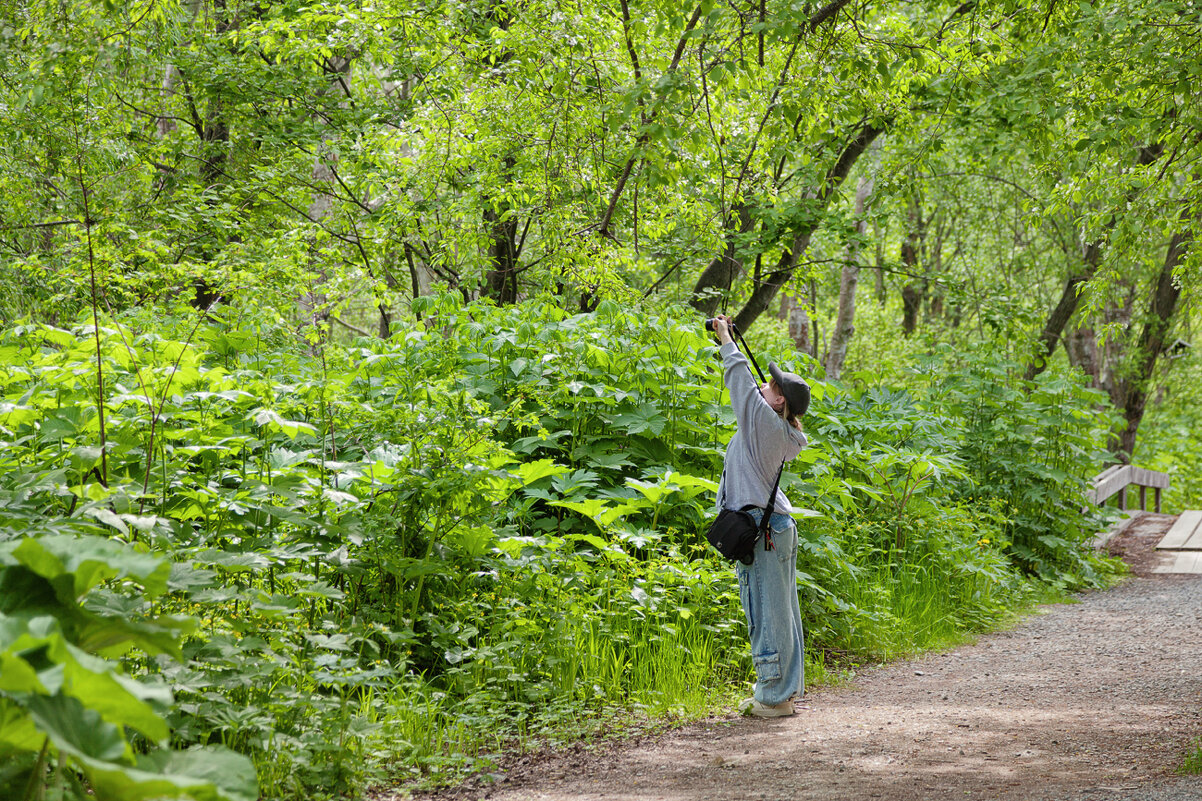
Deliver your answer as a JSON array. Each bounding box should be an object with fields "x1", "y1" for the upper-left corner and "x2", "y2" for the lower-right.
[
  {"x1": 0, "y1": 536, "x2": 170, "y2": 601},
  {"x1": 447, "y1": 524, "x2": 497, "y2": 558},
  {"x1": 251, "y1": 409, "x2": 318, "y2": 439},
  {"x1": 549, "y1": 498, "x2": 640, "y2": 529},
  {"x1": 61, "y1": 645, "x2": 172, "y2": 741},
  {"x1": 610, "y1": 403, "x2": 668, "y2": 436},
  {"x1": 565, "y1": 532, "x2": 609, "y2": 552},
  {"x1": 22, "y1": 692, "x2": 128, "y2": 762},
  {"x1": 0, "y1": 403, "x2": 39, "y2": 427},
  {"x1": 85, "y1": 745, "x2": 258, "y2": 801},
  {"x1": 85, "y1": 507, "x2": 129, "y2": 535},
  {"x1": 0, "y1": 652, "x2": 46, "y2": 694},
  {"x1": 626, "y1": 471, "x2": 716, "y2": 504},
  {"x1": 0, "y1": 613, "x2": 173, "y2": 738},
  {"x1": 512, "y1": 458, "x2": 570, "y2": 486}
]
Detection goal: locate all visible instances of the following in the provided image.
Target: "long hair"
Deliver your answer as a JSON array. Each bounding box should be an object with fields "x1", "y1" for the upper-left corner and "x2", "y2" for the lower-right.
[{"x1": 770, "y1": 380, "x2": 804, "y2": 431}]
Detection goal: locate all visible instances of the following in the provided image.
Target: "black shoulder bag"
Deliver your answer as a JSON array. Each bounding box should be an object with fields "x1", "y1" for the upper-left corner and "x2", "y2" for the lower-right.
[{"x1": 706, "y1": 459, "x2": 785, "y2": 565}]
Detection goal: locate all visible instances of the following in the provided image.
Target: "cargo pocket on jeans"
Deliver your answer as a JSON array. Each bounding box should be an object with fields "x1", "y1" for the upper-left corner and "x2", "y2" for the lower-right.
[
  {"x1": 770, "y1": 517, "x2": 795, "y2": 563},
  {"x1": 738, "y1": 569, "x2": 754, "y2": 636},
  {"x1": 753, "y1": 650, "x2": 781, "y2": 683}
]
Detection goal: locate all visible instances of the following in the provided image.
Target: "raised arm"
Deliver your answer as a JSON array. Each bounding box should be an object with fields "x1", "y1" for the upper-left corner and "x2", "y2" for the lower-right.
[
  {"x1": 721, "y1": 342, "x2": 783, "y2": 437},
  {"x1": 711, "y1": 316, "x2": 786, "y2": 442}
]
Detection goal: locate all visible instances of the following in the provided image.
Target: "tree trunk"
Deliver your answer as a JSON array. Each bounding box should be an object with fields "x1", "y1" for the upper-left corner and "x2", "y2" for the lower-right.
[
  {"x1": 873, "y1": 231, "x2": 886, "y2": 306},
  {"x1": 483, "y1": 208, "x2": 520, "y2": 304},
  {"x1": 899, "y1": 195, "x2": 924, "y2": 336},
  {"x1": 482, "y1": 162, "x2": 520, "y2": 305},
  {"x1": 1065, "y1": 322, "x2": 1101, "y2": 384},
  {"x1": 1114, "y1": 227, "x2": 1192, "y2": 461},
  {"x1": 924, "y1": 218, "x2": 946, "y2": 321},
  {"x1": 300, "y1": 54, "x2": 354, "y2": 336},
  {"x1": 788, "y1": 294, "x2": 812, "y2": 357},
  {"x1": 473, "y1": 4, "x2": 523, "y2": 305},
  {"x1": 869, "y1": 172, "x2": 887, "y2": 306},
  {"x1": 1024, "y1": 241, "x2": 1102, "y2": 381},
  {"x1": 694, "y1": 122, "x2": 884, "y2": 330},
  {"x1": 156, "y1": 64, "x2": 179, "y2": 138},
  {"x1": 901, "y1": 284, "x2": 921, "y2": 335},
  {"x1": 689, "y1": 203, "x2": 755, "y2": 317},
  {"x1": 1025, "y1": 144, "x2": 1165, "y2": 381},
  {"x1": 1066, "y1": 283, "x2": 1136, "y2": 405},
  {"x1": 777, "y1": 286, "x2": 791, "y2": 321},
  {"x1": 825, "y1": 175, "x2": 872, "y2": 380},
  {"x1": 199, "y1": 3, "x2": 232, "y2": 189},
  {"x1": 182, "y1": 0, "x2": 234, "y2": 311}
]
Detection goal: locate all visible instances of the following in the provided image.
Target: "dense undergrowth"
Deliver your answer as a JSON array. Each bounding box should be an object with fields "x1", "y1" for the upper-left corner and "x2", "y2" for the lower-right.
[{"x1": 0, "y1": 295, "x2": 1122, "y2": 799}]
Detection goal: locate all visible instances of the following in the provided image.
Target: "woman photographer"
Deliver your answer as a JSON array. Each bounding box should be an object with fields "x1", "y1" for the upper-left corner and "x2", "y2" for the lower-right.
[{"x1": 710, "y1": 314, "x2": 810, "y2": 718}]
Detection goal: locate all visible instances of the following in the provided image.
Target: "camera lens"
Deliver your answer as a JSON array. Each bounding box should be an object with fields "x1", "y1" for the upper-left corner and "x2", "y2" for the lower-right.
[{"x1": 704, "y1": 318, "x2": 716, "y2": 331}]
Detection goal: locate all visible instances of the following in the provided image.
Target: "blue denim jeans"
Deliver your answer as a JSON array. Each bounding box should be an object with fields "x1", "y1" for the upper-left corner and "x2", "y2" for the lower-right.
[{"x1": 736, "y1": 509, "x2": 804, "y2": 705}]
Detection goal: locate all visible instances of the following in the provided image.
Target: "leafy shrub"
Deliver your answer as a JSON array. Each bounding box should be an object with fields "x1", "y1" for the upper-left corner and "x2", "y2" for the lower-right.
[
  {"x1": 914, "y1": 345, "x2": 1117, "y2": 588},
  {"x1": 0, "y1": 533, "x2": 256, "y2": 801}
]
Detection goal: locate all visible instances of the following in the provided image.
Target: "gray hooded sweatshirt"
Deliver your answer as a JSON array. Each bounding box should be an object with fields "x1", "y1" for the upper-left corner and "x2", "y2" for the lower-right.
[{"x1": 716, "y1": 341, "x2": 808, "y2": 514}]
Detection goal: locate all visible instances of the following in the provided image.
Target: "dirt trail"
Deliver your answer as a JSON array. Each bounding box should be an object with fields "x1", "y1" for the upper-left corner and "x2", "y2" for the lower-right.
[{"x1": 413, "y1": 514, "x2": 1202, "y2": 801}]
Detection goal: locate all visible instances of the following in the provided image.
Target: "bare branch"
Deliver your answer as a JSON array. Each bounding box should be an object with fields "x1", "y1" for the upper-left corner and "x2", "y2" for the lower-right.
[{"x1": 331, "y1": 315, "x2": 372, "y2": 337}]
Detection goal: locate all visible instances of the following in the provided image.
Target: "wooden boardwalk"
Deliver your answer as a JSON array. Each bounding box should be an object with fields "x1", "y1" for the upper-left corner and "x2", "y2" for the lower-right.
[{"x1": 1154, "y1": 510, "x2": 1202, "y2": 573}]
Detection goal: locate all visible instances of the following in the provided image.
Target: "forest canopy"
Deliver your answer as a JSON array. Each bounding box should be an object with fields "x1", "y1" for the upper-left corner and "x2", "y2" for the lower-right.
[{"x1": 0, "y1": 0, "x2": 1199, "y2": 798}]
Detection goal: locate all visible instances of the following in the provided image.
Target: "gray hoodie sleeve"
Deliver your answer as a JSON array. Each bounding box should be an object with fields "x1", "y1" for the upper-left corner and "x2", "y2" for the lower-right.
[{"x1": 722, "y1": 342, "x2": 789, "y2": 444}]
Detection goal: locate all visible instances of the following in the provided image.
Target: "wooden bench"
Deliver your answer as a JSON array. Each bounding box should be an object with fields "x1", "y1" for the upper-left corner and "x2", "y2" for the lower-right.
[{"x1": 1089, "y1": 464, "x2": 1170, "y2": 512}]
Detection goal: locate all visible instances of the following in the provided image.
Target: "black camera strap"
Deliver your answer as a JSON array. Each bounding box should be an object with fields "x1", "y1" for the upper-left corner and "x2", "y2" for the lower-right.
[{"x1": 728, "y1": 322, "x2": 768, "y2": 385}]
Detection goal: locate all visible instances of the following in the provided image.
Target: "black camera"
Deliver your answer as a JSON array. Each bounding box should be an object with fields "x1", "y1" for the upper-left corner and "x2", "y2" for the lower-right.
[{"x1": 704, "y1": 318, "x2": 735, "y2": 332}]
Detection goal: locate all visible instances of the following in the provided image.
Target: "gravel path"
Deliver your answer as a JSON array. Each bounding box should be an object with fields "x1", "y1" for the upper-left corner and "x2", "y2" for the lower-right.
[{"x1": 412, "y1": 514, "x2": 1202, "y2": 801}]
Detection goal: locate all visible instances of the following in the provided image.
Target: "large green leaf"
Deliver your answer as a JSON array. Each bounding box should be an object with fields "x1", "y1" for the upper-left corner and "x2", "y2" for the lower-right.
[
  {"x1": 252, "y1": 408, "x2": 318, "y2": 439},
  {"x1": 0, "y1": 652, "x2": 46, "y2": 694},
  {"x1": 0, "y1": 565, "x2": 60, "y2": 615},
  {"x1": 4, "y1": 696, "x2": 255, "y2": 801},
  {"x1": 0, "y1": 535, "x2": 170, "y2": 601},
  {"x1": 0, "y1": 615, "x2": 171, "y2": 741},
  {"x1": 549, "y1": 498, "x2": 641, "y2": 529},
  {"x1": 78, "y1": 613, "x2": 195, "y2": 660},
  {"x1": 0, "y1": 565, "x2": 192, "y2": 659},
  {"x1": 84, "y1": 745, "x2": 258, "y2": 801},
  {"x1": 0, "y1": 697, "x2": 42, "y2": 756},
  {"x1": 512, "y1": 457, "x2": 570, "y2": 485},
  {"x1": 22, "y1": 692, "x2": 128, "y2": 762},
  {"x1": 625, "y1": 470, "x2": 716, "y2": 504},
  {"x1": 59, "y1": 642, "x2": 172, "y2": 741}
]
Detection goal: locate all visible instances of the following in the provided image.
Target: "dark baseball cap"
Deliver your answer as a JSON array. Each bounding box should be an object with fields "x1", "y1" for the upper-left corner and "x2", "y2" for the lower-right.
[{"x1": 768, "y1": 362, "x2": 810, "y2": 418}]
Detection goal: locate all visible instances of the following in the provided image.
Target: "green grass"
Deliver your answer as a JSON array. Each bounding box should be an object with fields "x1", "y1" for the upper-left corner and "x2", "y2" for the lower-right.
[
  {"x1": 1179, "y1": 739, "x2": 1202, "y2": 775},
  {"x1": 355, "y1": 614, "x2": 747, "y2": 792}
]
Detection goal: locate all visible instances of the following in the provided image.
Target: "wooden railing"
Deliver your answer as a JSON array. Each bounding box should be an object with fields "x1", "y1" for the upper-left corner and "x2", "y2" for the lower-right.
[{"x1": 1090, "y1": 465, "x2": 1170, "y2": 512}]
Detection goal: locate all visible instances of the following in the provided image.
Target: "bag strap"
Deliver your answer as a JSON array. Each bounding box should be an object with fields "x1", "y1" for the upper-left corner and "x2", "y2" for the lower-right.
[
  {"x1": 758, "y1": 458, "x2": 785, "y2": 536},
  {"x1": 719, "y1": 458, "x2": 784, "y2": 520}
]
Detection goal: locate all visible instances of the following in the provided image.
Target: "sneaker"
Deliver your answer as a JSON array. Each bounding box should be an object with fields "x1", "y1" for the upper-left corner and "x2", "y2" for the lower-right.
[{"x1": 738, "y1": 697, "x2": 795, "y2": 718}]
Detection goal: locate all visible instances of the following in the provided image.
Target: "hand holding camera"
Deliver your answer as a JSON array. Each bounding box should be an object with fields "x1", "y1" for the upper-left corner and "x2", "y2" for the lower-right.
[{"x1": 706, "y1": 315, "x2": 735, "y2": 345}]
